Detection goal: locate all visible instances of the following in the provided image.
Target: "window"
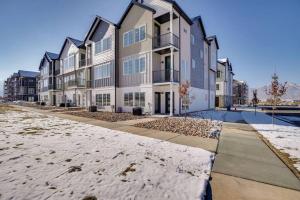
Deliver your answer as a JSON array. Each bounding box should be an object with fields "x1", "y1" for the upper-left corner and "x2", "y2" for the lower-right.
[
  {"x1": 95, "y1": 36, "x2": 112, "y2": 54},
  {"x1": 200, "y1": 50, "x2": 204, "y2": 59},
  {"x1": 123, "y1": 25, "x2": 146, "y2": 47},
  {"x1": 124, "y1": 93, "x2": 133, "y2": 106},
  {"x1": 217, "y1": 70, "x2": 221, "y2": 78},
  {"x1": 192, "y1": 59, "x2": 196, "y2": 69},
  {"x1": 94, "y1": 62, "x2": 111, "y2": 80},
  {"x1": 63, "y1": 54, "x2": 75, "y2": 71},
  {"x1": 96, "y1": 93, "x2": 111, "y2": 107},
  {"x1": 216, "y1": 84, "x2": 220, "y2": 90},
  {"x1": 123, "y1": 55, "x2": 146, "y2": 75},
  {"x1": 191, "y1": 34, "x2": 195, "y2": 45},
  {"x1": 181, "y1": 60, "x2": 188, "y2": 81},
  {"x1": 28, "y1": 88, "x2": 35, "y2": 94},
  {"x1": 134, "y1": 92, "x2": 145, "y2": 107}
]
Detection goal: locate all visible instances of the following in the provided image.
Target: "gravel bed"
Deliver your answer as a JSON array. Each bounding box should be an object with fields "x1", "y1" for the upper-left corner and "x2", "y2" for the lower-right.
[
  {"x1": 135, "y1": 117, "x2": 222, "y2": 139},
  {"x1": 66, "y1": 111, "x2": 146, "y2": 122}
]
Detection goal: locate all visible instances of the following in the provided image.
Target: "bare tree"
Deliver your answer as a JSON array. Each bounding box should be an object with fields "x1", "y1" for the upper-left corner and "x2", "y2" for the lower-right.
[
  {"x1": 265, "y1": 73, "x2": 287, "y2": 124},
  {"x1": 252, "y1": 89, "x2": 259, "y2": 115},
  {"x1": 179, "y1": 81, "x2": 195, "y2": 119}
]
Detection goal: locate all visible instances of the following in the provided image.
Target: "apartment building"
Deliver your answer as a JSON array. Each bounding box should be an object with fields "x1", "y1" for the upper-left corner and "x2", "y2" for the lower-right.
[
  {"x1": 4, "y1": 70, "x2": 39, "y2": 102},
  {"x1": 37, "y1": 0, "x2": 219, "y2": 115},
  {"x1": 216, "y1": 58, "x2": 234, "y2": 107},
  {"x1": 38, "y1": 52, "x2": 60, "y2": 105},
  {"x1": 55, "y1": 37, "x2": 86, "y2": 107},
  {"x1": 233, "y1": 79, "x2": 249, "y2": 105}
]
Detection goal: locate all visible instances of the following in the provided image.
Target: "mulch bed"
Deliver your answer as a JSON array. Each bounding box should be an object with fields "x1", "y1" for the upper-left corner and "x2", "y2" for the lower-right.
[
  {"x1": 135, "y1": 117, "x2": 221, "y2": 139},
  {"x1": 65, "y1": 111, "x2": 146, "y2": 122}
]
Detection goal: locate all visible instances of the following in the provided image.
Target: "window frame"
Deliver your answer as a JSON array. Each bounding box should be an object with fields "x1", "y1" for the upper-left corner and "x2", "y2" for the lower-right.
[{"x1": 123, "y1": 25, "x2": 146, "y2": 48}]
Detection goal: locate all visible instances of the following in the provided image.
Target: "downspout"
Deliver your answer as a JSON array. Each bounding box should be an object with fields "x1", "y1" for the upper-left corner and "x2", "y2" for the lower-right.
[
  {"x1": 114, "y1": 27, "x2": 118, "y2": 113},
  {"x1": 170, "y1": 8, "x2": 174, "y2": 116}
]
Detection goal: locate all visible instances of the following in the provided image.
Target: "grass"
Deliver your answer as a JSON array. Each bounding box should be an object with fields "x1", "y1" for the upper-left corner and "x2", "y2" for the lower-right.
[{"x1": 0, "y1": 104, "x2": 24, "y2": 113}]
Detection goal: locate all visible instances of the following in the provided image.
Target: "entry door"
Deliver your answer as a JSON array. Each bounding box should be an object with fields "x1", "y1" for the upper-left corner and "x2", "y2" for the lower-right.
[
  {"x1": 215, "y1": 96, "x2": 219, "y2": 107},
  {"x1": 165, "y1": 92, "x2": 174, "y2": 114},
  {"x1": 155, "y1": 92, "x2": 161, "y2": 114},
  {"x1": 53, "y1": 95, "x2": 56, "y2": 106},
  {"x1": 165, "y1": 56, "x2": 171, "y2": 82}
]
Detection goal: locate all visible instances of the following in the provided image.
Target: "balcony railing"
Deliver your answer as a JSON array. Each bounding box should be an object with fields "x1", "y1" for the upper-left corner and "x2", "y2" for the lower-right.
[
  {"x1": 79, "y1": 58, "x2": 92, "y2": 68},
  {"x1": 153, "y1": 33, "x2": 179, "y2": 49},
  {"x1": 86, "y1": 80, "x2": 93, "y2": 88},
  {"x1": 153, "y1": 70, "x2": 179, "y2": 83}
]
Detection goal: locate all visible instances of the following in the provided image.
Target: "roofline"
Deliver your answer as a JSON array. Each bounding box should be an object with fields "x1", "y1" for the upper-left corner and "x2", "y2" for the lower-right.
[
  {"x1": 84, "y1": 16, "x2": 117, "y2": 43},
  {"x1": 192, "y1": 16, "x2": 206, "y2": 38},
  {"x1": 162, "y1": 0, "x2": 193, "y2": 25},
  {"x1": 58, "y1": 37, "x2": 84, "y2": 59},
  {"x1": 207, "y1": 35, "x2": 219, "y2": 49},
  {"x1": 117, "y1": 1, "x2": 156, "y2": 27}
]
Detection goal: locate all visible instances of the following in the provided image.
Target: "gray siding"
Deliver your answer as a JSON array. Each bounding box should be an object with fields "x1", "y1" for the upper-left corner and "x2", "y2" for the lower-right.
[{"x1": 190, "y1": 21, "x2": 205, "y2": 89}]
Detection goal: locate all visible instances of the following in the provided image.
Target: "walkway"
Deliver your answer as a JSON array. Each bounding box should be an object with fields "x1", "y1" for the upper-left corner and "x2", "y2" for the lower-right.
[{"x1": 210, "y1": 122, "x2": 300, "y2": 200}]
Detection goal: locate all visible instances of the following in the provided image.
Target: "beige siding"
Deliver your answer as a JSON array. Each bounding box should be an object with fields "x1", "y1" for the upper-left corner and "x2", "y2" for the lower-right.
[{"x1": 118, "y1": 5, "x2": 154, "y2": 87}]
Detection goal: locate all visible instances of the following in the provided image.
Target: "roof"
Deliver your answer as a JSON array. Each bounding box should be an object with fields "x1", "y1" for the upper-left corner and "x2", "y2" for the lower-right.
[
  {"x1": 118, "y1": 1, "x2": 156, "y2": 27},
  {"x1": 218, "y1": 58, "x2": 228, "y2": 64},
  {"x1": 45, "y1": 52, "x2": 59, "y2": 60},
  {"x1": 192, "y1": 16, "x2": 206, "y2": 38},
  {"x1": 58, "y1": 37, "x2": 85, "y2": 59},
  {"x1": 18, "y1": 70, "x2": 39, "y2": 78},
  {"x1": 161, "y1": 0, "x2": 193, "y2": 25},
  {"x1": 84, "y1": 16, "x2": 117, "y2": 43},
  {"x1": 207, "y1": 35, "x2": 219, "y2": 49}
]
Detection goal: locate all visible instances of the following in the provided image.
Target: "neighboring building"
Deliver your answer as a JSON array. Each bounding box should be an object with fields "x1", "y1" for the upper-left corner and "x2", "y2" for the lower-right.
[
  {"x1": 38, "y1": 52, "x2": 60, "y2": 105},
  {"x1": 35, "y1": 0, "x2": 220, "y2": 115},
  {"x1": 215, "y1": 58, "x2": 234, "y2": 107},
  {"x1": 4, "y1": 70, "x2": 39, "y2": 102},
  {"x1": 233, "y1": 79, "x2": 249, "y2": 105},
  {"x1": 56, "y1": 37, "x2": 86, "y2": 107},
  {"x1": 4, "y1": 80, "x2": 8, "y2": 99}
]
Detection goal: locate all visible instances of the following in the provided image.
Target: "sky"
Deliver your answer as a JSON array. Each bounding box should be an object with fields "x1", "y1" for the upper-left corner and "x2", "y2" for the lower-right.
[{"x1": 0, "y1": 0, "x2": 300, "y2": 95}]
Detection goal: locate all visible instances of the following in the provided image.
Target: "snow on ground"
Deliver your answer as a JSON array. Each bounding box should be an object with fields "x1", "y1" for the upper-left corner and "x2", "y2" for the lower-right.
[
  {"x1": 190, "y1": 110, "x2": 244, "y2": 123},
  {"x1": 0, "y1": 109, "x2": 213, "y2": 200},
  {"x1": 242, "y1": 111, "x2": 300, "y2": 171}
]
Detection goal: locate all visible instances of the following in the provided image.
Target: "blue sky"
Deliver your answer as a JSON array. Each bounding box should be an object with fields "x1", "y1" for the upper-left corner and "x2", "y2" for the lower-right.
[{"x1": 0, "y1": 0, "x2": 299, "y2": 95}]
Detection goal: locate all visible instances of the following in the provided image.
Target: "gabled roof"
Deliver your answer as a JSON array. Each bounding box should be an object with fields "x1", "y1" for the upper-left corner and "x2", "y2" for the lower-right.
[
  {"x1": 160, "y1": 0, "x2": 193, "y2": 25},
  {"x1": 207, "y1": 35, "x2": 219, "y2": 49},
  {"x1": 118, "y1": 1, "x2": 156, "y2": 27},
  {"x1": 84, "y1": 16, "x2": 117, "y2": 43},
  {"x1": 18, "y1": 70, "x2": 39, "y2": 78},
  {"x1": 45, "y1": 52, "x2": 59, "y2": 60},
  {"x1": 192, "y1": 16, "x2": 206, "y2": 38},
  {"x1": 58, "y1": 37, "x2": 85, "y2": 59},
  {"x1": 218, "y1": 58, "x2": 229, "y2": 64}
]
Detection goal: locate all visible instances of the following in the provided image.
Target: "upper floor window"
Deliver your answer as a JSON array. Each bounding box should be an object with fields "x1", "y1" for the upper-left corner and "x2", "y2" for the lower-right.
[
  {"x1": 192, "y1": 59, "x2": 196, "y2": 69},
  {"x1": 95, "y1": 36, "x2": 112, "y2": 54},
  {"x1": 41, "y1": 62, "x2": 49, "y2": 76},
  {"x1": 28, "y1": 88, "x2": 35, "y2": 94},
  {"x1": 191, "y1": 34, "x2": 195, "y2": 45},
  {"x1": 94, "y1": 62, "x2": 111, "y2": 80},
  {"x1": 216, "y1": 84, "x2": 220, "y2": 90},
  {"x1": 134, "y1": 92, "x2": 145, "y2": 107},
  {"x1": 123, "y1": 55, "x2": 146, "y2": 75},
  {"x1": 217, "y1": 70, "x2": 221, "y2": 78},
  {"x1": 63, "y1": 54, "x2": 75, "y2": 71},
  {"x1": 123, "y1": 25, "x2": 146, "y2": 47}
]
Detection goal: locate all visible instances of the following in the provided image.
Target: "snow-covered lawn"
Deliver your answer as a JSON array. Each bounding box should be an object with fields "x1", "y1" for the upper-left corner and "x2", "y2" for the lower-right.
[
  {"x1": 242, "y1": 111, "x2": 300, "y2": 171},
  {"x1": 0, "y1": 109, "x2": 213, "y2": 200}
]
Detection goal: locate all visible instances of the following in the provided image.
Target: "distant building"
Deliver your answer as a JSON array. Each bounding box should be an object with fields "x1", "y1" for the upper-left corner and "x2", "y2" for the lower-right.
[
  {"x1": 233, "y1": 79, "x2": 249, "y2": 105},
  {"x1": 216, "y1": 58, "x2": 234, "y2": 107},
  {"x1": 4, "y1": 70, "x2": 39, "y2": 102}
]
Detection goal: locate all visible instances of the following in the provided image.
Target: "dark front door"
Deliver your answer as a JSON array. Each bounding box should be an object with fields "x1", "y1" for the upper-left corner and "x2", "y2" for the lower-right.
[
  {"x1": 155, "y1": 92, "x2": 161, "y2": 114},
  {"x1": 53, "y1": 95, "x2": 56, "y2": 106},
  {"x1": 165, "y1": 56, "x2": 171, "y2": 82},
  {"x1": 215, "y1": 96, "x2": 219, "y2": 107},
  {"x1": 165, "y1": 92, "x2": 174, "y2": 114}
]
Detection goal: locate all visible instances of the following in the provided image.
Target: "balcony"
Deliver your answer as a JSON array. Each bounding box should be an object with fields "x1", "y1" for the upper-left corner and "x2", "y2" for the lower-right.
[
  {"x1": 153, "y1": 70, "x2": 179, "y2": 83},
  {"x1": 153, "y1": 33, "x2": 179, "y2": 54},
  {"x1": 79, "y1": 58, "x2": 92, "y2": 68},
  {"x1": 86, "y1": 80, "x2": 93, "y2": 88}
]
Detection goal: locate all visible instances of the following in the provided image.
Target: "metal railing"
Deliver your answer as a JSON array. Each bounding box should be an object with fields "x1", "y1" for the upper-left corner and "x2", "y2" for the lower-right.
[
  {"x1": 79, "y1": 58, "x2": 92, "y2": 68},
  {"x1": 153, "y1": 70, "x2": 179, "y2": 83},
  {"x1": 153, "y1": 33, "x2": 179, "y2": 49}
]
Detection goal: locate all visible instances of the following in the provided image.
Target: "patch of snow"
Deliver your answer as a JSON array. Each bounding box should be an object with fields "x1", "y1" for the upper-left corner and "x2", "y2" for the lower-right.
[
  {"x1": 242, "y1": 111, "x2": 300, "y2": 171},
  {"x1": 0, "y1": 110, "x2": 214, "y2": 200}
]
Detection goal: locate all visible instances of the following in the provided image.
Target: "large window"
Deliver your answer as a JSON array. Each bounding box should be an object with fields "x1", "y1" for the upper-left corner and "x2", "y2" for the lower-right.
[
  {"x1": 63, "y1": 54, "x2": 75, "y2": 71},
  {"x1": 94, "y1": 62, "x2": 111, "y2": 80},
  {"x1": 124, "y1": 93, "x2": 133, "y2": 106},
  {"x1": 192, "y1": 59, "x2": 196, "y2": 69},
  {"x1": 123, "y1": 56, "x2": 146, "y2": 75},
  {"x1": 96, "y1": 93, "x2": 111, "y2": 107},
  {"x1": 28, "y1": 88, "x2": 35, "y2": 94},
  {"x1": 123, "y1": 25, "x2": 146, "y2": 47},
  {"x1": 216, "y1": 84, "x2": 220, "y2": 90},
  {"x1": 95, "y1": 36, "x2": 112, "y2": 54},
  {"x1": 134, "y1": 92, "x2": 145, "y2": 107},
  {"x1": 217, "y1": 70, "x2": 221, "y2": 78}
]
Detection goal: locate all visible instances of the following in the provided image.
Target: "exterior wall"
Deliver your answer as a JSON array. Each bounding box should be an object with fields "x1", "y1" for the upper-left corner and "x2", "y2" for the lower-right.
[
  {"x1": 118, "y1": 5, "x2": 154, "y2": 87},
  {"x1": 180, "y1": 15, "x2": 191, "y2": 83},
  {"x1": 91, "y1": 87, "x2": 116, "y2": 112},
  {"x1": 189, "y1": 87, "x2": 209, "y2": 111},
  {"x1": 190, "y1": 20, "x2": 205, "y2": 89},
  {"x1": 143, "y1": 0, "x2": 172, "y2": 17},
  {"x1": 153, "y1": 85, "x2": 180, "y2": 115},
  {"x1": 203, "y1": 42, "x2": 209, "y2": 90}
]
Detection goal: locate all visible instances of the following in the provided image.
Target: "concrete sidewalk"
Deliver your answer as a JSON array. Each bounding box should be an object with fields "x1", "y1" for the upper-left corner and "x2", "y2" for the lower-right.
[{"x1": 210, "y1": 122, "x2": 300, "y2": 199}]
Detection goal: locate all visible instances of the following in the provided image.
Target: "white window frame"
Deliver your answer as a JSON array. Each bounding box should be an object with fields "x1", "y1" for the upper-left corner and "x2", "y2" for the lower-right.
[
  {"x1": 95, "y1": 36, "x2": 112, "y2": 55},
  {"x1": 123, "y1": 25, "x2": 146, "y2": 48},
  {"x1": 123, "y1": 55, "x2": 146, "y2": 76}
]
